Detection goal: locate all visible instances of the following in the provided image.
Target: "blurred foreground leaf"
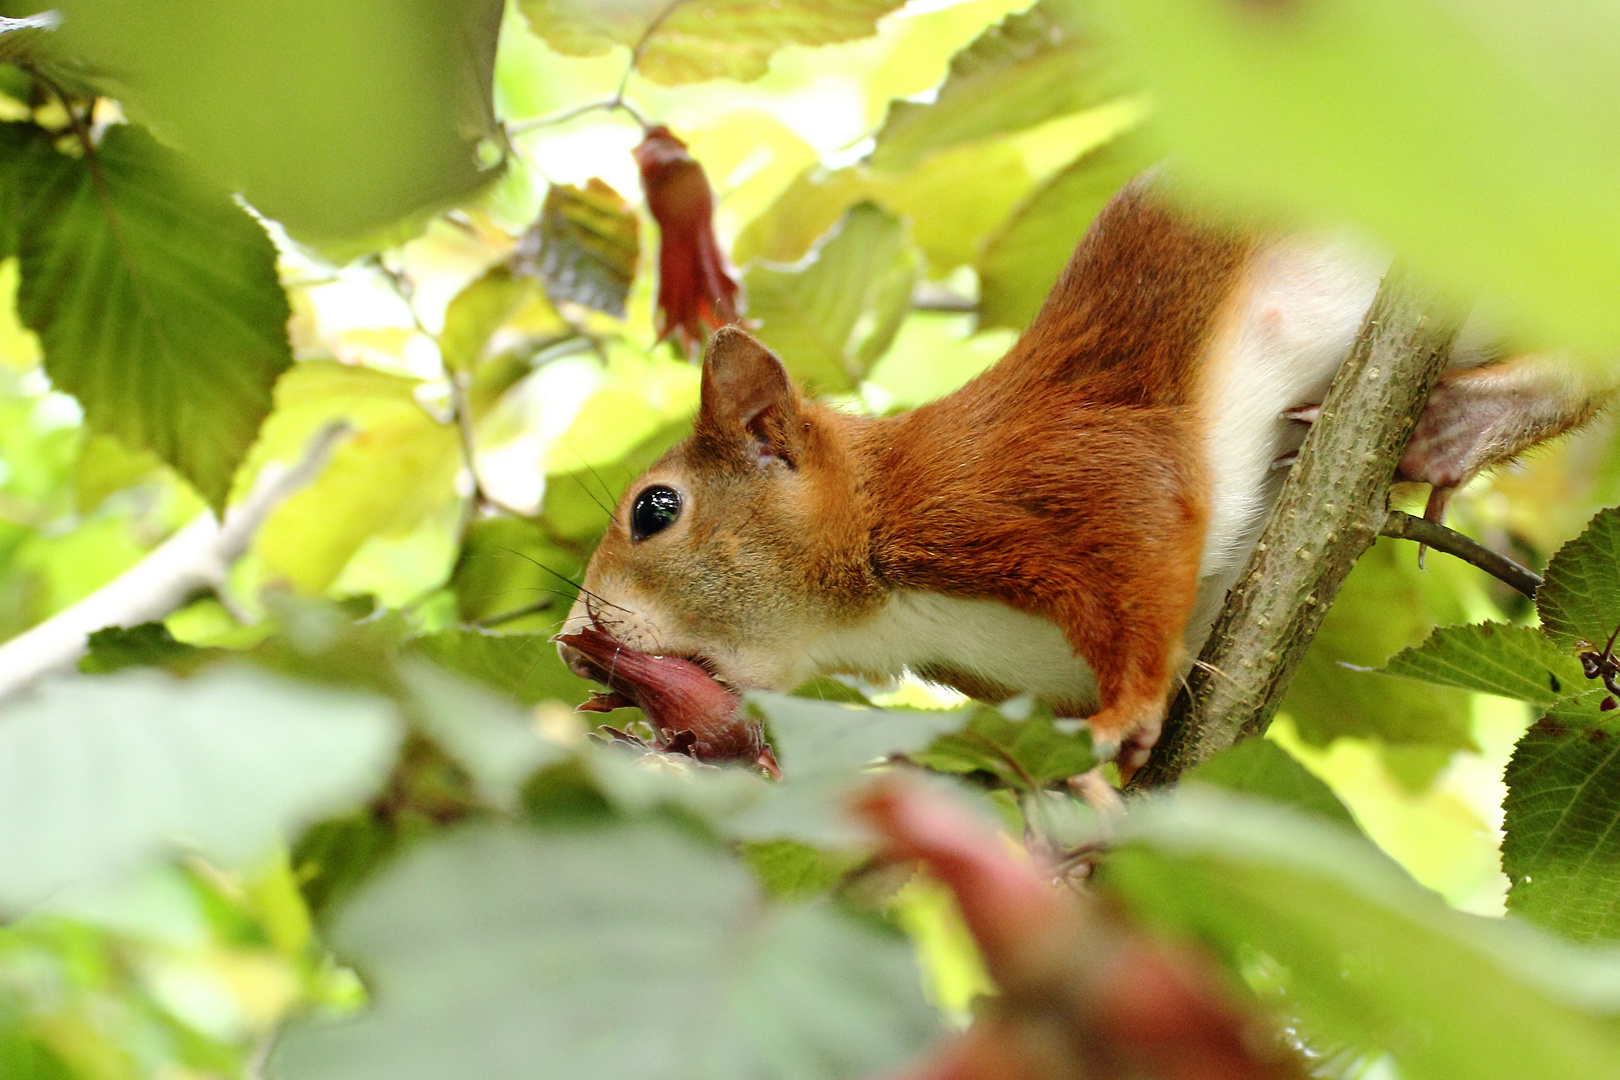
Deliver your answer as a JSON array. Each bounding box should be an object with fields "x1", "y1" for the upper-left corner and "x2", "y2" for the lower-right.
[
  {"x1": 1105, "y1": 788, "x2": 1620, "y2": 1080},
  {"x1": 1504, "y1": 692, "x2": 1620, "y2": 943},
  {"x1": 17, "y1": 124, "x2": 292, "y2": 510},
  {"x1": 1113, "y1": 0, "x2": 1620, "y2": 350},
  {"x1": 54, "y1": 0, "x2": 505, "y2": 244},
  {"x1": 270, "y1": 822, "x2": 937, "y2": 1080},
  {"x1": 911, "y1": 699, "x2": 1095, "y2": 790},
  {"x1": 1184, "y1": 737, "x2": 1357, "y2": 830},
  {"x1": 746, "y1": 202, "x2": 916, "y2": 394},
  {"x1": 518, "y1": 0, "x2": 907, "y2": 85},
  {"x1": 0, "y1": 668, "x2": 401, "y2": 911},
  {"x1": 873, "y1": 0, "x2": 1125, "y2": 171}
]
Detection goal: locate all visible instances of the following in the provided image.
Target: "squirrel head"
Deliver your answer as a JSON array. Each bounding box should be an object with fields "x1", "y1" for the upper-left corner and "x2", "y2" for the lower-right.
[{"x1": 559, "y1": 327, "x2": 882, "y2": 693}]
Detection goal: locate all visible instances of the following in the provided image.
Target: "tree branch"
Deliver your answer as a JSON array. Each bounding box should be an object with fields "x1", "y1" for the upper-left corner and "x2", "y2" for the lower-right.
[
  {"x1": 1129, "y1": 270, "x2": 1462, "y2": 789},
  {"x1": 0, "y1": 422, "x2": 350, "y2": 702},
  {"x1": 1379, "y1": 510, "x2": 1542, "y2": 598}
]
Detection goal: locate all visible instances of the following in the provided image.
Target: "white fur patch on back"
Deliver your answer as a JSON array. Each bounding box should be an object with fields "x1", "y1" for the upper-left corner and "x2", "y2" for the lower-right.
[{"x1": 1196, "y1": 238, "x2": 1384, "y2": 585}]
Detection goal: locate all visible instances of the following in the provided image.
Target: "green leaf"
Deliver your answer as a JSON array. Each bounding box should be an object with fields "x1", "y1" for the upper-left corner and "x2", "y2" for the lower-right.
[
  {"x1": 1183, "y1": 737, "x2": 1358, "y2": 830},
  {"x1": 1380, "y1": 622, "x2": 1589, "y2": 704},
  {"x1": 872, "y1": 0, "x2": 1126, "y2": 171},
  {"x1": 1503, "y1": 692, "x2": 1620, "y2": 943},
  {"x1": 0, "y1": 667, "x2": 401, "y2": 911},
  {"x1": 1102, "y1": 788, "x2": 1620, "y2": 1080},
  {"x1": 78, "y1": 622, "x2": 215, "y2": 676},
  {"x1": 1282, "y1": 539, "x2": 1477, "y2": 756},
  {"x1": 745, "y1": 202, "x2": 917, "y2": 394},
  {"x1": 16, "y1": 124, "x2": 293, "y2": 509},
  {"x1": 253, "y1": 373, "x2": 461, "y2": 595},
  {"x1": 733, "y1": 694, "x2": 971, "y2": 846},
  {"x1": 408, "y1": 628, "x2": 591, "y2": 708},
  {"x1": 735, "y1": 142, "x2": 1034, "y2": 279},
  {"x1": 1538, "y1": 507, "x2": 1620, "y2": 653},
  {"x1": 977, "y1": 127, "x2": 1156, "y2": 329},
  {"x1": 518, "y1": 0, "x2": 908, "y2": 85},
  {"x1": 395, "y1": 660, "x2": 567, "y2": 811},
  {"x1": 447, "y1": 515, "x2": 585, "y2": 629},
  {"x1": 912, "y1": 699, "x2": 1096, "y2": 790},
  {"x1": 270, "y1": 822, "x2": 937, "y2": 1080},
  {"x1": 515, "y1": 179, "x2": 639, "y2": 318},
  {"x1": 741, "y1": 839, "x2": 864, "y2": 902},
  {"x1": 1114, "y1": 0, "x2": 1620, "y2": 352},
  {"x1": 438, "y1": 265, "x2": 559, "y2": 376},
  {"x1": 54, "y1": 0, "x2": 504, "y2": 244}
]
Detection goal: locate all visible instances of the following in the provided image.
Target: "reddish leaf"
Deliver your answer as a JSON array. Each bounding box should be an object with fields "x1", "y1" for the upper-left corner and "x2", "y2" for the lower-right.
[{"x1": 634, "y1": 126, "x2": 743, "y2": 357}]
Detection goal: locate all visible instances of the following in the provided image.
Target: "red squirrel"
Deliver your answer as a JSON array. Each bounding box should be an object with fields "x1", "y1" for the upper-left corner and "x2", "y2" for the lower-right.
[{"x1": 558, "y1": 178, "x2": 1602, "y2": 773}]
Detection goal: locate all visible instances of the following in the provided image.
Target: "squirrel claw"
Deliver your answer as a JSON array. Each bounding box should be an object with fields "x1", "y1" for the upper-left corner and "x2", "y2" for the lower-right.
[
  {"x1": 1270, "y1": 451, "x2": 1298, "y2": 471},
  {"x1": 1281, "y1": 403, "x2": 1321, "y2": 424}
]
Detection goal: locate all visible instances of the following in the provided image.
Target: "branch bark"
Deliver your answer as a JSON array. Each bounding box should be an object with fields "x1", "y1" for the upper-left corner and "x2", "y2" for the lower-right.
[
  {"x1": 1130, "y1": 270, "x2": 1462, "y2": 789},
  {"x1": 0, "y1": 422, "x2": 350, "y2": 702}
]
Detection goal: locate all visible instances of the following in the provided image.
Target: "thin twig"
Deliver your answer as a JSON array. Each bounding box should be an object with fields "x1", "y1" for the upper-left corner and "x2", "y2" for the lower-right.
[
  {"x1": 0, "y1": 423, "x2": 351, "y2": 701},
  {"x1": 505, "y1": 95, "x2": 649, "y2": 137},
  {"x1": 1379, "y1": 510, "x2": 1542, "y2": 597}
]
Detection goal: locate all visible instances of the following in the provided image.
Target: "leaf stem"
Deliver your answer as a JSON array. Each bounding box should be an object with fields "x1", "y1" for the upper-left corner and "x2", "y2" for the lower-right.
[{"x1": 1378, "y1": 510, "x2": 1542, "y2": 598}]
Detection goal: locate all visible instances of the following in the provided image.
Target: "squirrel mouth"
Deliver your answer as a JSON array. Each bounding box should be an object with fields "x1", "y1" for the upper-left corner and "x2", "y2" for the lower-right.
[{"x1": 553, "y1": 626, "x2": 778, "y2": 776}]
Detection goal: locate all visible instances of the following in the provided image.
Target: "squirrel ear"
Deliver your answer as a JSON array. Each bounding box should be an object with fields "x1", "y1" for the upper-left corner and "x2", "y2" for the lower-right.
[{"x1": 699, "y1": 327, "x2": 802, "y2": 465}]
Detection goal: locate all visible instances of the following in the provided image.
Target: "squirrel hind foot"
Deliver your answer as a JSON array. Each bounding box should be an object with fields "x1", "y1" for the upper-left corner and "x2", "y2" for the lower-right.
[{"x1": 1086, "y1": 701, "x2": 1166, "y2": 782}]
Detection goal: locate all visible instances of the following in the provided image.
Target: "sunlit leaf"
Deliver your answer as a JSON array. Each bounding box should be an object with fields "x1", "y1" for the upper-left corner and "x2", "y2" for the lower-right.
[
  {"x1": 54, "y1": 0, "x2": 505, "y2": 245},
  {"x1": 0, "y1": 667, "x2": 401, "y2": 911},
  {"x1": 1184, "y1": 737, "x2": 1357, "y2": 830},
  {"x1": 1504, "y1": 692, "x2": 1620, "y2": 943},
  {"x1": 253, "y1": 373, "x2": 461, "y2": 596},
  {"x1": 514, "y1": 178, "x2": 639, "y2": 318},
  {"x1": 1104, "y1": 788, "x2": 1620, "y2": 1080},
  {"x1": 438, "y1": 264, "x2": 558, "y2": 375},
  {"x1": 1113, "y1": 0, "x2": 1620, "y2": 351},
  {"x1": 1380, "y1": 622, "x2": 1588, "y2": 704},
  {"x1": 872, "y1": 0, "x2": 1125, "y2": 171},
  {"x1": 17, "y1": 124, "x2": 292, "y2": 510},
  {"x1": 270, "y1": 822, "x2": 937, "y2": 1080},
  {"x1": 977, "y1": 127, "x2": 1155, "y2": 329},
  {"x1": 736, "y1": 142, "x2": 1033, "y2": 279},
  {"x1": 745, "y1": 202, "x2": 916, "y2": 394},
  {"x1": 518, "y1": 0, "x2": 908, "y2": 85},
  {"x1": 1538, "y1": 507, "x2": 1620, "y2": 653}
]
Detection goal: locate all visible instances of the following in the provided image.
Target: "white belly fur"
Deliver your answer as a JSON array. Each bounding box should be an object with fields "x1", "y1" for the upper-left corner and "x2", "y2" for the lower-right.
[{"x1": 815, "y1": 237, "x2": 1388, "y2": 705}]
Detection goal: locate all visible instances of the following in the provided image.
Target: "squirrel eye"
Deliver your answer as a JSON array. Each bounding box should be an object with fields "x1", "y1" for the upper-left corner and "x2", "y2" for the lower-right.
[{"x1": 630, "y1": 485, "x2": 682, "y2": 541}]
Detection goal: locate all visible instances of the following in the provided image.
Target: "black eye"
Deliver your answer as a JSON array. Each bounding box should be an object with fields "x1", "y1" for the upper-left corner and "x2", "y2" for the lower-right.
[{"x1": 631, "y1": 485, "x2": 682, "y2": 540}]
